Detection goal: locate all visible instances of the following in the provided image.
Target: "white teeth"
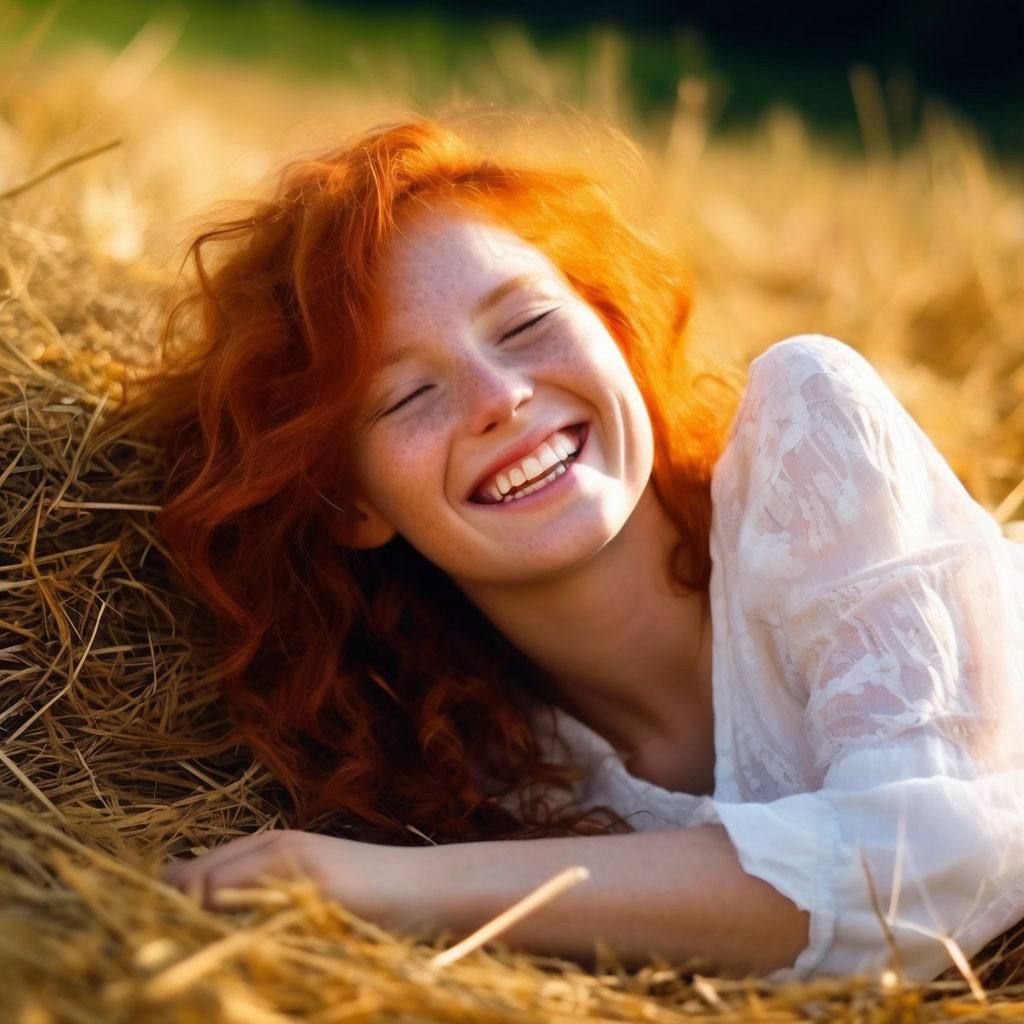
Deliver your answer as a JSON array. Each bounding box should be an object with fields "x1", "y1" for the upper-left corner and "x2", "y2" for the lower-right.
[
  {"x1": 535, "y1": 442, "x2": 561, "y2": 474},
  {"x1": 478, "y1": 425, "x2": 583, "y2": 504},
  {"x1": 550, "y1": 434, "x2": 571, "y2": 460},
  {"x1": 500, "y1": 461, "x2": 568, "y2": 502},
  {"x1": 521, "y1": 456, "x2": 542, "y2": 480}
]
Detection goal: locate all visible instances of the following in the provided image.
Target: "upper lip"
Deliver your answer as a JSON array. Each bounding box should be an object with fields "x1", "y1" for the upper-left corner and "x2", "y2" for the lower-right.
[{"x1": 466, "y1": 421, "x2": 583, "y2": 501}]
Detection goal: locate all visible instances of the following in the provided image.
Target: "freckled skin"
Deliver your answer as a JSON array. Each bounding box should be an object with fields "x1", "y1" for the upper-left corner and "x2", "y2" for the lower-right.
[{"x1": 348, "y1": 209, "x2": 655, "y2": 595}]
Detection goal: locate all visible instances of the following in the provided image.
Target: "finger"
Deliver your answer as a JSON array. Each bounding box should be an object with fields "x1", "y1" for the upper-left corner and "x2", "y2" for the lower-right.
[
  {"x1": 162, "y1": 830, "x2": 283, "y2": 888},
  {"x1": 202, "y1": 843, "x2": 310, "y2": 909},
  {"x1": 161, "y1": 859, "x2": 207, "y2": 904}
]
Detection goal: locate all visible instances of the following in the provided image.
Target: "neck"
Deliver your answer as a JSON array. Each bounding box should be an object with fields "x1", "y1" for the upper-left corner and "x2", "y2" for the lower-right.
[{"x1": 457, "y1": 482, "x2": 712, "y2": 752}]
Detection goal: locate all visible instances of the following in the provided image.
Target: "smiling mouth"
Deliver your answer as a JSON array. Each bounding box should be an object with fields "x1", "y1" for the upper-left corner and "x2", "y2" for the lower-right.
[{"x1": 469, "y1": 423, "x2": 587, "y2": 505}]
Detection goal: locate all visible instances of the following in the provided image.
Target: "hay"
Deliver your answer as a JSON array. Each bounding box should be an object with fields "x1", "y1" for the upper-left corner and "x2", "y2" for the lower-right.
[{"x1": 1, "y1": 14, "x2": 1023, "y2": 1022}]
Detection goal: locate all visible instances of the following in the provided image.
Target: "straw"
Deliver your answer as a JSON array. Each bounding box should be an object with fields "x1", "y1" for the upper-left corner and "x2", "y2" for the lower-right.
[{"x1": 429, "y1": 866, "x2": 591, "y2": 969}]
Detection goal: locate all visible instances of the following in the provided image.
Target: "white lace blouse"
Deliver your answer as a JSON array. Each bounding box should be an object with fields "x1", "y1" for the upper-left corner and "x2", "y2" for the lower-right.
[{"x1": 522, "y1": 334, "x2": 1024, "y2": 984}]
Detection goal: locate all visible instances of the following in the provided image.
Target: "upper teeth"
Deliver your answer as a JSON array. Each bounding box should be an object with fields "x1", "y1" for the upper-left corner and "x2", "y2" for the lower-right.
[{"x1": 479, "y1": 428, "x2": 579, "y2": 502}]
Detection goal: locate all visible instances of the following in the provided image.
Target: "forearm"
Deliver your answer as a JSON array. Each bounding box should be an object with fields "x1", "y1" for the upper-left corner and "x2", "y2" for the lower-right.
[{"x1": 408, "y1": 825, "x2": 809, "y2": 978}]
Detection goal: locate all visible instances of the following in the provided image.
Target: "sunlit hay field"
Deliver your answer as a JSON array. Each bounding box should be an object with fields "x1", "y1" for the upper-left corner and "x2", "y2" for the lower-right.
[{"x1": 2, "y1": 14, "x2": 1024, "y2": 1023}]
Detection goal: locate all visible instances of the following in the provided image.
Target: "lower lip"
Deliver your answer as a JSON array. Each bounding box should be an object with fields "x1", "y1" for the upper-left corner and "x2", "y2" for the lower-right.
[{"x1": 472, "y1": 427, "x2": 588, "y2": 510}]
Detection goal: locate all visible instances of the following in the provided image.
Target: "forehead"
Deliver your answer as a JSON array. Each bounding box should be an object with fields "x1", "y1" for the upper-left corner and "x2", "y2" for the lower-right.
[{"x1": 376, "y1": 210, "x2": 555, "y2": 329}]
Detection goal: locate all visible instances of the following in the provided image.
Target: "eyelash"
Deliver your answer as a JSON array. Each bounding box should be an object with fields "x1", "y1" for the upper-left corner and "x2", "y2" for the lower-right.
[
  {"x1": 382, "y1": 384, "x2": 431, "y2": 417},
  {"x1": 500, "y1": 308, "x2": 552, "y2": 342},
  {"x1": 380, "y1": 308, "x2": 556, "y2": 417}
]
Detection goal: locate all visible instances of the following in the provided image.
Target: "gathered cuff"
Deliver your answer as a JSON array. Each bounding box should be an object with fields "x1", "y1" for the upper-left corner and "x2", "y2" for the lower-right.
[{"x1": 695, "y1": 791, "x2": 842, "y2": 981}]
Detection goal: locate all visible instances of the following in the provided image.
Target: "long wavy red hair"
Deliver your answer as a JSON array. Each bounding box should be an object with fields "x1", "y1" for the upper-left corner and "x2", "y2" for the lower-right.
[{"x1": 111, "y1": 116, "x2": 744, "y2": 845}]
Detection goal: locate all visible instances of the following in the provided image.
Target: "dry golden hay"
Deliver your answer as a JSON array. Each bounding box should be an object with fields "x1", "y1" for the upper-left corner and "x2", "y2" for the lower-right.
[{"x1": 2, "y1": 19, "x2": 1024, "y2": 1023}]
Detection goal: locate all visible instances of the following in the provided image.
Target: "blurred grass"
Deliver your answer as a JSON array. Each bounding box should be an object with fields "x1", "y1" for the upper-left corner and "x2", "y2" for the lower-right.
[{"x1": 6, "y1": 0, "x2": 1020, "y2": 160}]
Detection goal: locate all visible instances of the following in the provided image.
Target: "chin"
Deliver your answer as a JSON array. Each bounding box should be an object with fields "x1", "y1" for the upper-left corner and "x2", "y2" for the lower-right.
[
  {"x1": 452, "y1": 491, "x2": 633, "y2": 584},
  {"x1": 523, "y1": 529, "x2": 623, "y2": 582}
]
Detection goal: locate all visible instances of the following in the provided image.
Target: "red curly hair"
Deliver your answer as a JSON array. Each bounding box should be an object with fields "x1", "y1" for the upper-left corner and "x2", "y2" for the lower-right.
[{"x1": 112, "y1": 116, "x2": 744, "y2": 845}]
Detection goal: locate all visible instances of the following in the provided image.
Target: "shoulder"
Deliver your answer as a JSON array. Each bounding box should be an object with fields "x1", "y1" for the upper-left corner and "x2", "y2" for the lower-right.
[
  {"x1": 746, "y1": 333, "x2": 889, "y2": 410},
  {"x1": 721, "y1": 334, "x2": 898, "y2": 482},
  {"x1": 724, "y1": 333, "x2": 914, "y2": 481},
  {"x1": 713, "y1": 332, "x2": 937, "y2": 578}
]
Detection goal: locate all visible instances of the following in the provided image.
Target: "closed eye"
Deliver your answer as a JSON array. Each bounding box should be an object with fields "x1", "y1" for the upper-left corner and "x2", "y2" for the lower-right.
[
  {"x1": 379, "y1": 307, "x2": 557, "y2": 419},
  {"x1": 500, "y1": 308, "x2": 555, "y2": 342},
  {"x1": 382, "y1": 384, "x2": 432, "y2": 417}
]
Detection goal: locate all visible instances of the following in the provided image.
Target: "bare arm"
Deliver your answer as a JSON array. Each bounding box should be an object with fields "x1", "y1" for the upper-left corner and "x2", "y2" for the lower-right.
[
  {"x1": 163, "y1": 823, "x2": 810, "y2": 978},
  {"x1": 410, "y1": 824, "x2": 810, "y2": 978}
]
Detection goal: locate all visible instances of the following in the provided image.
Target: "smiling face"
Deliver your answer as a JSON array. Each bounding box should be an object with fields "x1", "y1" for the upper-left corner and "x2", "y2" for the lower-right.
[{"x1": 346, "y1": 207, "x2": 655, "y2": 590}]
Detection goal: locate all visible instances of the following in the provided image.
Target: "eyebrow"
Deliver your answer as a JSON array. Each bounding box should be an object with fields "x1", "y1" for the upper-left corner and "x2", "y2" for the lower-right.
[
  {"x1": 472, "y1": 272, "x2": 544, "y2": 319},
  {"x1": 379, "y1": 273, "x2": 545, "y2": 370}
]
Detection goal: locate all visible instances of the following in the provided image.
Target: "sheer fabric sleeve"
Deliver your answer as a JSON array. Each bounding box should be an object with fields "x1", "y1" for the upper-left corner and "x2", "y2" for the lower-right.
[{"x1": 699, "y1": 334, "x2": 1024, "y2": 983}]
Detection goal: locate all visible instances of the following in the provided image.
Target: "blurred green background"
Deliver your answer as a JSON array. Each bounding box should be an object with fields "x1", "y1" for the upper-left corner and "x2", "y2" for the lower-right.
[{"x1": 4, "y1": 0, "x2": 1022, "y2": 160}]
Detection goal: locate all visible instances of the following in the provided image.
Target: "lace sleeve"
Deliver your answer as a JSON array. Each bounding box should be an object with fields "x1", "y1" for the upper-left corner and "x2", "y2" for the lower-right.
[
  {"x1": 742, "y1": 334, "x2": 1020, "y2": 779},
  {"x1": 699, "y1": 334, "x2": 1024, "y2": 983}
]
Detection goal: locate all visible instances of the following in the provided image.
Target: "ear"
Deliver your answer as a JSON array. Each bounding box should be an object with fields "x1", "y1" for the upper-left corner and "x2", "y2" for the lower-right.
[{"x1": 336, "y1": 501, "x2": 397, "y2": 550}]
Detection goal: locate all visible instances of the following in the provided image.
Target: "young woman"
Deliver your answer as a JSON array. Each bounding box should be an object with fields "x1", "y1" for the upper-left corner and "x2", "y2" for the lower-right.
[{"x1": 131, "y1": 118, "x2": 1024, "y2": 983}]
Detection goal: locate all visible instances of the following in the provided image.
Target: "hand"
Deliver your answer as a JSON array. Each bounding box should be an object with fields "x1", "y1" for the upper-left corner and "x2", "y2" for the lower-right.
[{"x1": 162, "y1": 829, "x2": 422, "y2": 932}]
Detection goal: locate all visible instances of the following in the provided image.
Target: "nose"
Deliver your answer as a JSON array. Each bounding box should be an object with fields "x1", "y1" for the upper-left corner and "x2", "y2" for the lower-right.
[{"x1": 460, "y1": 354, "x2": 533, "y2": 435}]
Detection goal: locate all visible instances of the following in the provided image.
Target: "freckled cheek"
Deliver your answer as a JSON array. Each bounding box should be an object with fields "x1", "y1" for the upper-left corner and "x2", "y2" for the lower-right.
[
  {"x1": 365, "y1": 424, "x2": 453, "y2": 516},
  {"x1": 551, "y1": 345, "x2": 631, "y2": 404},
  {"x1": 516, "y1": 334, "x2": 600, "y2": 389}
]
